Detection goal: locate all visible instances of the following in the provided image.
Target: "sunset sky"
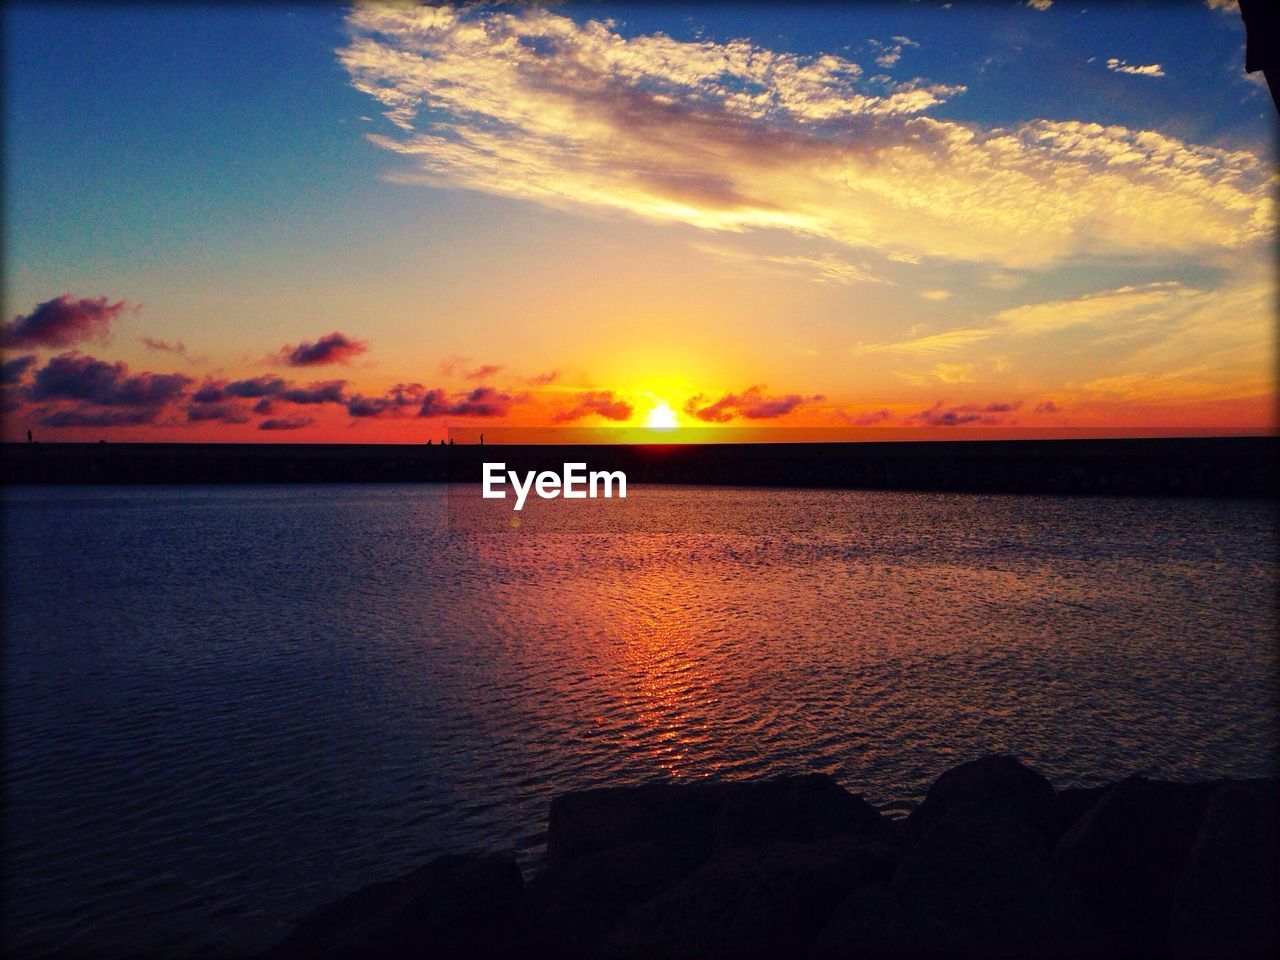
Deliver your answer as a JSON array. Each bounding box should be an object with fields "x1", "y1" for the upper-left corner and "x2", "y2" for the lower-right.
[{"x1": 2, "y1": 0, "x2": 1275, "y2": 442}]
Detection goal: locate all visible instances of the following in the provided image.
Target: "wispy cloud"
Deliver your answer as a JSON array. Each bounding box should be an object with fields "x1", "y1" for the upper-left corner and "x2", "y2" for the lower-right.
[
  {"x1": 1106, "y1": 58, "x2": 1166, "y2": 78},
  {"x1": 994, "y1": 281, "x2": 1200, "y2": 336},
  {"x1": 869, "y1": 36, "x2": 919, "y2": 69},
  {"x1": 140, "y1": 336, "x2": 204, "y2": 364},
  {"x1": 854, "y1": 326, "x2": 996, "y2": 358},
  {"x1": 691, "y1": 241, "x2": 888, "y2": 285},
  {"x1": 341, "y1": 5, "x2": 1271, "y2": 268}
]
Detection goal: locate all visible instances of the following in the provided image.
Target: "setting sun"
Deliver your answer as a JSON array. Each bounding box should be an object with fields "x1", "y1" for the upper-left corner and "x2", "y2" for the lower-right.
[{"x1": 644, "y1": 401, "x2": 679, "y2": 430}]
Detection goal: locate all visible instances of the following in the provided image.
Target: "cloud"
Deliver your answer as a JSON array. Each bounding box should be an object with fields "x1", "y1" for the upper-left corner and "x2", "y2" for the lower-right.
[
  {"x1": 896, "y1": 363, "x2": 979, "y2": 387},
  {"x1": 278, "y1": 331, "x2": 368, "y2": 367},
  {"x1": 141, "y1": 337, "x2": 186, "y2": 355},
  {"x1": 194, "y1": 377, "x2": 269, "y2": 402},
  {"x1": 280, "y1": 380, "x2": 347, "y2": 404},
  {"x1": 930, "y1": 362, "x2": 976, "y2": 384},
  {"x1": 1204, "y1": 0, "x2": 1238, "y2": 13},
  {"x1": 340, "y1": 5, "x2": 1271, "y2": 267},
  {"x1": 1026, "y1": 0, "x2": 1053, "y2": 11},
  {"x1": 552, "y1": 390, "x2": 634, "y2": 423},
  {"x1": 994, "y1": 281, "x2": 1200, "y2": 337},
  {"x1": 854, "y1": 326, "x2": 996, "y2": 358},
  {"x1": 919, "y1": 289, "x2": 952, "y2": 301},
  {"x1": 346, "y1": 382, "x2": 426, "y2": 418},
  {"x1": 1034, "y1": 400, "x2": 1061, "y2": 413},
  {"x1": 980, "y1": 271, "x2": 1026, "y2": 291},
  {"x1": 30, "y1": 353, "x2": 191, "y2": 408},
  {"x1": 911, "y1": 399, "x2": 1022, "y2": 426},
  {"x1": 684, "y1": 385, "x2": 824, "y2": 422},
  {"x1": 185, "y1": 402, "x2": 252, "y2": 424},
  {"x1": 192, "y1": 375, "x2": 347, "y2": 405},
  {"x1": 38, "y1": 408, "x2": 161, "y2": 428},
  {"x1": 1, "y1": 354, "x2": 37, "y2": 385},
  {"x1": 838, "y1": 408, "x2": 894, "y2": 425},
  {"x1": 869, "y1": 36, "x2": 919, "y2": 69},
  {"x1": 259, "y1": 415, "x2": 315, "y2": 431},
  {"x1": 464, "y1": 364, "x2": 503, "y2": 380},
  {"x1": 1106, "y1": 58, "x2": 1166, "y2": 78},
  {"x1": 692, "y1": 242, "x2": 889, "y2": 285},
  {"x1": 527, "y1": 370, "x2": 560, "y2": 386},
  {"x1": 2, "y1": 295, "x2": 133, "y2": 349},
  {"x1": 419, "y1": 385, "x2": 520, "y2": 418}
]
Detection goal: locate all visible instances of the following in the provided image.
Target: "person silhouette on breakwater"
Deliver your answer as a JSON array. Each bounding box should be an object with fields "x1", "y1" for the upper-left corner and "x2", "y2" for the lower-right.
[
  {"x1": 27, "y1": 429, "x2": 32, "y2": 443},
  {"x1": 480, "y1": 433, "x2": 484, "y2": 445},
  {"x1": 448, "y1": 437, "x2": 455, "y2": 446}
]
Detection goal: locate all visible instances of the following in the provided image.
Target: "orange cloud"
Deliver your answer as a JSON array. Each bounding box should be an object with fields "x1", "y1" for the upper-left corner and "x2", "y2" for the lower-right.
[
  {"x1": 552, "y1": 390, "x2": 633, "y2": 423},
  {"x1": 685, "y1": 385, "x2": 824, "y2": 422}
]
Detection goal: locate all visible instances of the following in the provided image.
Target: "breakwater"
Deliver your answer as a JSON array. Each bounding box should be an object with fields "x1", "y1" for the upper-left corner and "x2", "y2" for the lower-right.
[
  {"x1": 264, "y1": 755, "x2": 1278, "y2": 959},
  {"x1": 4, "y1": 437, "x2": 1276, "y2": 497}
]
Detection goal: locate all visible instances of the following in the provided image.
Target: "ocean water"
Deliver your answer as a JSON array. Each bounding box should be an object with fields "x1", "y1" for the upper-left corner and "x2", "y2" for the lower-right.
[{"x1": 2, "y1": 484, "x2": 1276, "y2": 958}]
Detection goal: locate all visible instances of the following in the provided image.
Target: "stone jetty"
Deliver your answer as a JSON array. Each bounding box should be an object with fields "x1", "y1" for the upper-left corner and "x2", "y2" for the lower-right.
[{"x1": 263, "y1": 756, "x2": 1278, "y2": 959}]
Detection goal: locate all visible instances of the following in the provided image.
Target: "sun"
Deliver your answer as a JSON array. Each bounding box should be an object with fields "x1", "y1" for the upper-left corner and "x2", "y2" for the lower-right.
[{"x1": 644, "y1": 400, "x2": 679, "y2": 430}]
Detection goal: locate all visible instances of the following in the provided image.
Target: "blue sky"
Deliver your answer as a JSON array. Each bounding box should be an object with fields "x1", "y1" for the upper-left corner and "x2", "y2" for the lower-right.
[{"x1": 5, "y1": 2, "x2": 1267, "y2": 282}]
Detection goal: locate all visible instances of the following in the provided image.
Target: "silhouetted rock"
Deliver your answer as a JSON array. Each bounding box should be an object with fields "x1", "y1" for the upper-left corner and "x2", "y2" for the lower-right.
[
  {"x1": 711, "y1": 774, "x2": 893, "y2": 851},
  {"x1": 260, "y1": 759, "x2": 1277, "y2": 960},
  {"x1": 889, "y1": 800, "x2": 1100, "y2": 958},
  {"x1": 518, "y1": 841, "x2": 694, "y2": 957},
  {"x1": 263, "y1": 853, "x2": 522, "y2": 960},
  {"x1": 1170, "y1": 779, "x2": 1279, "y2": 958},
  {"x1": 1050, "y1": 785, "x2": 1108, "y2": 844},
  {"x1": 598, "y1": 838, "x2": 890, "y2": 960},
  {"x1": 1053, "y1": 777, "x2": 1213, "y2": 952},
  {"x1": 547, "y1": 774, "x2": 887, "y2": 868},
  {"x1": 905, "y1": 755, "x2": 1055, "y2": 845},
  {"x1": 812, "y1": 882, "x2": 968, "y2": 959}
]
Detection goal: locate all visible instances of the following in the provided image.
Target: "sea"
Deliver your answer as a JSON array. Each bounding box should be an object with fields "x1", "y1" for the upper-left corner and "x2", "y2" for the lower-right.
[{"x1": 2, "y1": 484, "x2": 1276, "y2": 957}]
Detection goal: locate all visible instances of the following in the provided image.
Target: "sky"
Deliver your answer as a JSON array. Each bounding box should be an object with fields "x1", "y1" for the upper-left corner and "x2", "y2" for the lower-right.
[{"x1": 2, "y1": 0, "x2": 1275, "y2": 442}]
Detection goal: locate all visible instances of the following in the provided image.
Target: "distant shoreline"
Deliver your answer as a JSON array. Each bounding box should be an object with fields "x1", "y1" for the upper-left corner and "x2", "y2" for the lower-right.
[{"x1": 3, "y1": 437, "x2": 1277, "y2": 498}]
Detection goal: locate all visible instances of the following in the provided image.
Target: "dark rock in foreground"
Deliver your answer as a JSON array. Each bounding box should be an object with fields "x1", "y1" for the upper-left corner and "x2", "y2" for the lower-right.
[
  {"x1": 1170, "y1": 779, "x2": 1279, "y2": 959},
  {"x1": 263, "y1": 854, "x2": 522, "y2": 959},
  {"x1": 262, "y1": 759, "x2": 1279, "y2": 959}
]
